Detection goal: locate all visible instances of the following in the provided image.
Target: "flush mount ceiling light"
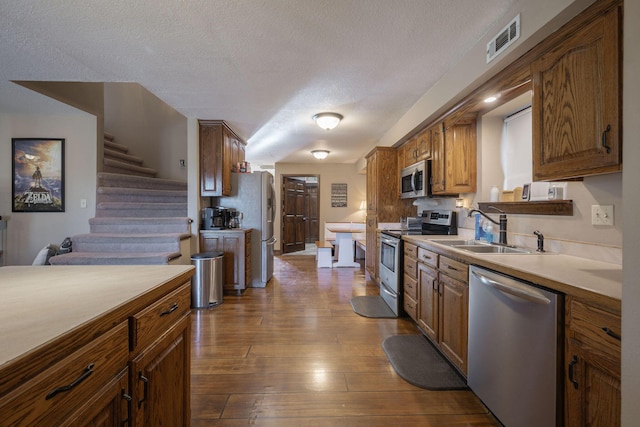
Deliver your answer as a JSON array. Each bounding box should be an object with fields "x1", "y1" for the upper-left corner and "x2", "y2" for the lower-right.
[
  {"x1": 484, "y1": 94, "x2": 500, "y2": 103},
  {"x1": 311, "y1": 150, "x2": 330, "y2": 160},
  {"x1": 312, "y1": 112, "x2": 343, "y2": 131}
]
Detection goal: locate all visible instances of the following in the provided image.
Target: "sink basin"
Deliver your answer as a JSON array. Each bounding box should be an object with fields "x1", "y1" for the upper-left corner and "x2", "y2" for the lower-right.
[
  {"x1": 429, "y1": 239, "x2": 534, "y2": 254},
  {"x1": 454, "y1": 245, "x2": 533, "y2": 254},
  {"x1": 430, "y1": 239, "x2": 480, "y2": 246}
]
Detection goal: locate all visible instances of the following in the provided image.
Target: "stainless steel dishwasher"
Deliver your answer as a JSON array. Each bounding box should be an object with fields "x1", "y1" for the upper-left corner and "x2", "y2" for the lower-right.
[{"x1": 468, "y1": 266, "x2": 563, "y2": 427}]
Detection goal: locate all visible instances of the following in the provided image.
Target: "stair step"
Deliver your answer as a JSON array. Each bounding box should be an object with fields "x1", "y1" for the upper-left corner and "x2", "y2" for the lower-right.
[
  {"x1": 49, "y1": 251, "x2": 181, "y2": 265},
  {"x1": 97, "y1": 186, "x2": 187, "y2": 203},
  {"x1": 104, "y1": 148, "x2": 144, "y2": 166},
  {"x1": 96, "y1": 202, "x2": 187, "y2": 218},
  {"x1": 104, "y1": 139, "x2": 128, "y2": 153},
  {"x1": 104, "y1": 131, "x2": 115, "y2": 142},
  {"x1": 72, "y1": 233, "x2": 182, "y2": 252},
  {"x1": 89, "y1": 217, "x2": 191, "y2": 234},
  {"x1": 97, "y1": 172, "x2": 187, "y2": 191},
  {"x1": 104, "y1": 158, "x2": 157, "y2": 178}
]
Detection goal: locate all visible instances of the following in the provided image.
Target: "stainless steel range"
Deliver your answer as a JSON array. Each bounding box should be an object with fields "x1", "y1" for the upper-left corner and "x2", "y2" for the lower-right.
[{"x1": 379, "y1": 210, "x2": 457, "y2": 316}]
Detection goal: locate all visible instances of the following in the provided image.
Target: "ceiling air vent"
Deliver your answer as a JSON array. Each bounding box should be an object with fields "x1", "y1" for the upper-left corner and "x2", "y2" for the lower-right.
[{"x1": 486, "y1": 14, "x2": 520, "y2": 63}]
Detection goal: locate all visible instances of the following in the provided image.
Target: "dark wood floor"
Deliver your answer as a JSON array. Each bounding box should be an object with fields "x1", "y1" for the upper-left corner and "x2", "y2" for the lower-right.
[{"x1": 190, "y1": 254, "x2": 500, "y2": 426}]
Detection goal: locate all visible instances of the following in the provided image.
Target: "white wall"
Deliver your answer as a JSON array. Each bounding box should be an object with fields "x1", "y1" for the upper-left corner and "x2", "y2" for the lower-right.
[
  {"x1": 0, "y1": 114, "x2": 97, "y2": 265},
  {"x1": 104, "y1": 83, "x2": 188, "y2": 181},
  {"x1": 273, "y1": 163, "x2": 366, "y2": 251},
  {"x1": 622, "y1": 0, "x2": 640, "y2": 423}
]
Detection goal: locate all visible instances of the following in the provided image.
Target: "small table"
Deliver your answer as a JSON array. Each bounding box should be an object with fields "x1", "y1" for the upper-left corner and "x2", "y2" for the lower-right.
[{"x1": 328, "y1": 228, "x2": 362, "y2": 268}]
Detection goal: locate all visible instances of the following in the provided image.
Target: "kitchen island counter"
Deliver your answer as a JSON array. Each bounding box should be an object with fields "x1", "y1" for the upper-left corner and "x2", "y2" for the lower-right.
[{"x1": 0, "y1": 264, "x2": 194, "y2": 397}]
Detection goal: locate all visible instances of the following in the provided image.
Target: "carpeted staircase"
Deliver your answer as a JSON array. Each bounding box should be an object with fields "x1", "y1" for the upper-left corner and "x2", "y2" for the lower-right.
[{"x1": 49, "y1": 133, "x2": 191, "y2": 266}]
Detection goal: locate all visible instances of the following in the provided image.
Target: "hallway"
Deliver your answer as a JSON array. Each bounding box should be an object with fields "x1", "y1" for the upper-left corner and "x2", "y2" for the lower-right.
[{"x1": 190, "y1": 255, "x2": 499, "y2": 426}]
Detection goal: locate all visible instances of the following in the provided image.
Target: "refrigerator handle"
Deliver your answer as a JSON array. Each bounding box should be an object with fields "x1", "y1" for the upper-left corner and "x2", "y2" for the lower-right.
[{"x1": 266, "y1": 236, "x2": 277, "y2": 245}]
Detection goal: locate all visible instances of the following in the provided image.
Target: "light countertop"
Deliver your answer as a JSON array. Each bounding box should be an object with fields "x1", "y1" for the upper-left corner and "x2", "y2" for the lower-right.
[
  {"x1": 0, "y1": 265, "x2": 194, "y2": 367},
  {"x1": 403, "y1": 235, "x2": 621, "y2": 310}
]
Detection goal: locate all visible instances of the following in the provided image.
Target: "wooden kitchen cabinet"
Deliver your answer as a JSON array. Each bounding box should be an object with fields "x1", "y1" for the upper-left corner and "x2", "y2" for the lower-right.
[
  {"x1": 200, "y1": 229, "x2": 252, "y2": 293},
  {"x1": 414, "y1": 247, "x2": 469, "y2": 375},
  {"x1": 199, "y1": 120, "x2": 246, "y2": 196},
  {"x1": 531, "y1": 2, "x2": 621, "y2": 181},
  {"x1": 365, "y1": 147, "x2": 415, "y2": 278},
  {"x1": 403, "y1": 242, "x2": 419, "y2": 320},
  {"x1": 433, "y1": 114, "x2": 477, "y2": 195},
  {"x1": 0, "y1": 267, "x2": 194, "y2": 427},
  {"x1": 399, "y1": 128, "x2": 431, "y2": 169},
  {"x1": 565, "y1": 297, "x2": 621, "y2": 427}
]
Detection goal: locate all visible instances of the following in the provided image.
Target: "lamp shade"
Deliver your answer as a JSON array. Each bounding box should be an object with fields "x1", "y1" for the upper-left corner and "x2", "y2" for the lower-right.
[
  {"x1": 311, "y1": 150, "x2": 330, "y2": 160},
  {"x1": 313, "y1": 112, "x2": 343, "y2": 131}
]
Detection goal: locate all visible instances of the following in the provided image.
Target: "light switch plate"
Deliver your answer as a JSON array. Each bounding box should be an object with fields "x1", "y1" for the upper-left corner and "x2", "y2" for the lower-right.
[{"x1": 591, "y1": 205, "x2": 614, "y2": 226}]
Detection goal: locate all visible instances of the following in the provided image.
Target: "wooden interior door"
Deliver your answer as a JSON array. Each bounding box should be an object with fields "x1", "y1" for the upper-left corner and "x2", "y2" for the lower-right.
[
  {"x1": 282, "y1": 177, "x2": 306, "y2": 253},
  {"x1": 305, "y1": 183, "x2": 319, "y2": 243}
]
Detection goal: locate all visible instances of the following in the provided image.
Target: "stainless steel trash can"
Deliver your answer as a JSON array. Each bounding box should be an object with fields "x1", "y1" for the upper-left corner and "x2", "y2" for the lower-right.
[{"x1": 190, "y1": 252, "x2": 224, "y2": 308}]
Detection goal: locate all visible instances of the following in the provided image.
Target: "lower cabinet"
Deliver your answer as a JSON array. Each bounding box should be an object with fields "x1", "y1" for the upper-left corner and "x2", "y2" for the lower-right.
[
  {"x1": 0, "y1": 275, "x2": 193, "y2": 427},
  {"x1": 565, "y1": 297, "x2": 621, "y2": 426},
  {"x1": 131, "y1": 313, "x2": 191, "y2": 427},
  {"x1": 200, "y1": 229, "x2": 251, "y2": 293},
  {"x1": 413, "y1": 245, "x2": 469, "y2": 375}
]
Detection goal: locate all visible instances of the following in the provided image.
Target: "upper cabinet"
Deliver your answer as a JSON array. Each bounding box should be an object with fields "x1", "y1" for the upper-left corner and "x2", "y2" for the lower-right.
[
  {"x1": 399, "y1": 128, "x2": 432, "y2": 169},
  {"x1": 531, "y1": 2, "x2": 621, "y2": 181},
  {"x1": 199, "y1": 120, "x2": 246, "y2": 197},
  {"x1": 430, "y1": 115, "x2": 477, "y2": 195}
]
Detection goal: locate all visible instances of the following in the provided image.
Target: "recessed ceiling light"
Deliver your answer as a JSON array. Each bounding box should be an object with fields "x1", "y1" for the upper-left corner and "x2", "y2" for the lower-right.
[
  {"x1": 311, "y1": 150, "x2": 330, "y2": 160},
  {"x1": 484, "y1": 95, "x2": 498, "y2": 103}
]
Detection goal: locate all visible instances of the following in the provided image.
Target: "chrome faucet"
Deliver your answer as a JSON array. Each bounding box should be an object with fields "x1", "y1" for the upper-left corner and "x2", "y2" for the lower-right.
[
  {"x1": 468, "y1": 206, "x2": 508, "y2": 245},
  {"x1": 533, "y1": 230, "x2": 545, "y2": 252}
]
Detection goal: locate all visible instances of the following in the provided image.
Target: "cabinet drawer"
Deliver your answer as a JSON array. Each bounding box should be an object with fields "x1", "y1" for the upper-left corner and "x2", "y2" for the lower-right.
[
  {"x1": 439, "y1": 256, "x2": 468, "y2": 282},
  {"x1": 404, "y1": 256, "x2": 417, "y2": 279},
  {"x1": 404, "y1": 293, "x2": 418, "y2": 321},
  {"x1": 404, "y1": 242, "x2": 418, "y2": 259},
  {"x1": 132, "y1": 282, "x2": 191, "y2": 351},
  {"x1": 569, "y1": 299, "x2": 621, "y2": 360},
  {"x1": 417, "y1": 247, "x2": 438, "y2": 267},
  {"x1": 404, "y1": 274, "x2": 418, "y2": 300},
  {"x1": 0, "y1": 322, "x2": 129, "y2": 426}
]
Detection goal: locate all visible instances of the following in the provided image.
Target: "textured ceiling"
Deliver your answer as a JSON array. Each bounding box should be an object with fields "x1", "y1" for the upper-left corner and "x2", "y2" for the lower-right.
[{"x1": 0, "y1": 0, "x2": 518, "y2": 166}]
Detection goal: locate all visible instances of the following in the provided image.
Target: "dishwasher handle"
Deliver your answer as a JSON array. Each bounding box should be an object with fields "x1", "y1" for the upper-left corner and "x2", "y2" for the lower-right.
[{"x1": 472, "y1": 271, "x2": 551, "y2": 305}]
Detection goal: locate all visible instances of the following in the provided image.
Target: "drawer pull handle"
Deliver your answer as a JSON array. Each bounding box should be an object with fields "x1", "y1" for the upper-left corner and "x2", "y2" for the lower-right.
[
  {"x1": 160, "y1": 303, "x2": 179, "y2": 317},
  {"x1": 46, "y1": 363, "x2": 94, "y2": 400},
  {"x1": 568, "y1": 355, "x2": 579, "y2": 389},
  {"x1": 447, "y1": 265, "x2": 459, "y2": 271},
  {"x1": 121, "y1": 389, "x2": 132, "y2": 427},
  {"x1": 602, "y1": 124, "x2": 612, "y2": 154},
  {"x1": 138, "y1": 372, "x2": 149, "y2": 408},
  {"x1": 602, "y1": 327, "x2": 621, "y2": 341}
]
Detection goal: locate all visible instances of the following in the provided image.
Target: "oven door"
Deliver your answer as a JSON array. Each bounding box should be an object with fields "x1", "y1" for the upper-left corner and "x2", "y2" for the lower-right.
[{"x1": 379, "y1": 234, "x2": 400, "y2": 293}]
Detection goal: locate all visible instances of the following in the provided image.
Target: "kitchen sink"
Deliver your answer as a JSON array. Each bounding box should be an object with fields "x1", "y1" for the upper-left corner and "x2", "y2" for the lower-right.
[
  {"x1": 430, "y1": 239, "x2": 535, "y2": 254},
  {"x1": 454, "y1": 245, "x2": 533, "y2": 254}
]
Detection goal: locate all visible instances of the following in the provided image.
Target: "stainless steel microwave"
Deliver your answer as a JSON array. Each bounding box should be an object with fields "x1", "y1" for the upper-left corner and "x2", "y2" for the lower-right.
[{"x1": 400, "y1": 160, "x2": 429, "y2": 199}]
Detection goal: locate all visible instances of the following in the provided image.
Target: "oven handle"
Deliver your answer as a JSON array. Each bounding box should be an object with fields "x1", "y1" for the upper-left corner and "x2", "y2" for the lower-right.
[
  {"x1": 380, "y1": 285, "x2": 397, "y2": 299},
  {"x1": 381, "y1": 236, "x2": 400, "y2": 247}
]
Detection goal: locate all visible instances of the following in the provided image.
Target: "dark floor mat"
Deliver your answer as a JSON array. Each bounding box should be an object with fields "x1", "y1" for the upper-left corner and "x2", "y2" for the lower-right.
[
  {"x1": 382, "y1": 334, "x2": 468, "y2": 390},
  {"x1": 350, "y1": 295, "x2": 396, "y2": 318}
]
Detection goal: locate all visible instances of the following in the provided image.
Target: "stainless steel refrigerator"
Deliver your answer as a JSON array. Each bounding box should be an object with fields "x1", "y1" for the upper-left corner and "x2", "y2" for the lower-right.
[{"x1": 217, "y1": 171, "x2": 276, "y2": 287}]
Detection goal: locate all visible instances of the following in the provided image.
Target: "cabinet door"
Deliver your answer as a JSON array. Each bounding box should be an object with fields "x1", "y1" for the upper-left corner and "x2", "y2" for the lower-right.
[
  {"x1": 131, "y1": 312, "x2": 190, "y2": 427},
  {"x1": 200, "y1": 232, "x2": 245, "y2": 291},
  {"x1": 61, "y1": 368, "x2": 130, "y2": 427},
  {"x1": 199, "y1": 123, "x2": 223, "y2": 196},
  {"x1": 565, "y1": 338, "x2": 621, "y2": 427},
  {"x1": 438, "y1": 273, "x2": 469, "y2": 374},
  {"x1": 430, "y1": 123, "x2": 446, "y2": 194},
  {"x1": 366, "y1": 152, "x2": 377, "y2": 213},
  {"x1": 401, "y1": 137, "x2": 417, "y2": 168},
  {"x1": 365, "y1": 215, "x2": 377, "y2": 277},
  {"x1": 531, "y1": 7, "x2": 621, "y2": 180},
  {"x1": 444, "y1": 117, "x2": 477, "y2": 194},
  {"x1": 417, "y1": 263, "x2": 439, "y2": 342},
  {"x1": 222, "y1": 129, "x2": 234, "y2": 196},
  {"x1": 415, "y1": 128, "x2": 432, "y2": 161}
]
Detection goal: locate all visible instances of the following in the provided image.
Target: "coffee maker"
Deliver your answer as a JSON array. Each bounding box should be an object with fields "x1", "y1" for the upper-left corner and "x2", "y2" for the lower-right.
[{"x1": 201, "y1": 207, "x2": 228, "y2": 229}]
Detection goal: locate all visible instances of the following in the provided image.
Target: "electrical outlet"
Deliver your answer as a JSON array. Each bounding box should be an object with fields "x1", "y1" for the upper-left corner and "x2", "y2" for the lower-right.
[
  {"x1": 80, "y1": 199, "x2": 87, "y2": 208},
  {"x1": 591, "y1": 205, "x2": 614, "y2": 226},
  {"x1": 179, "y1": 159, "x2": 186, "y2": 167}
]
